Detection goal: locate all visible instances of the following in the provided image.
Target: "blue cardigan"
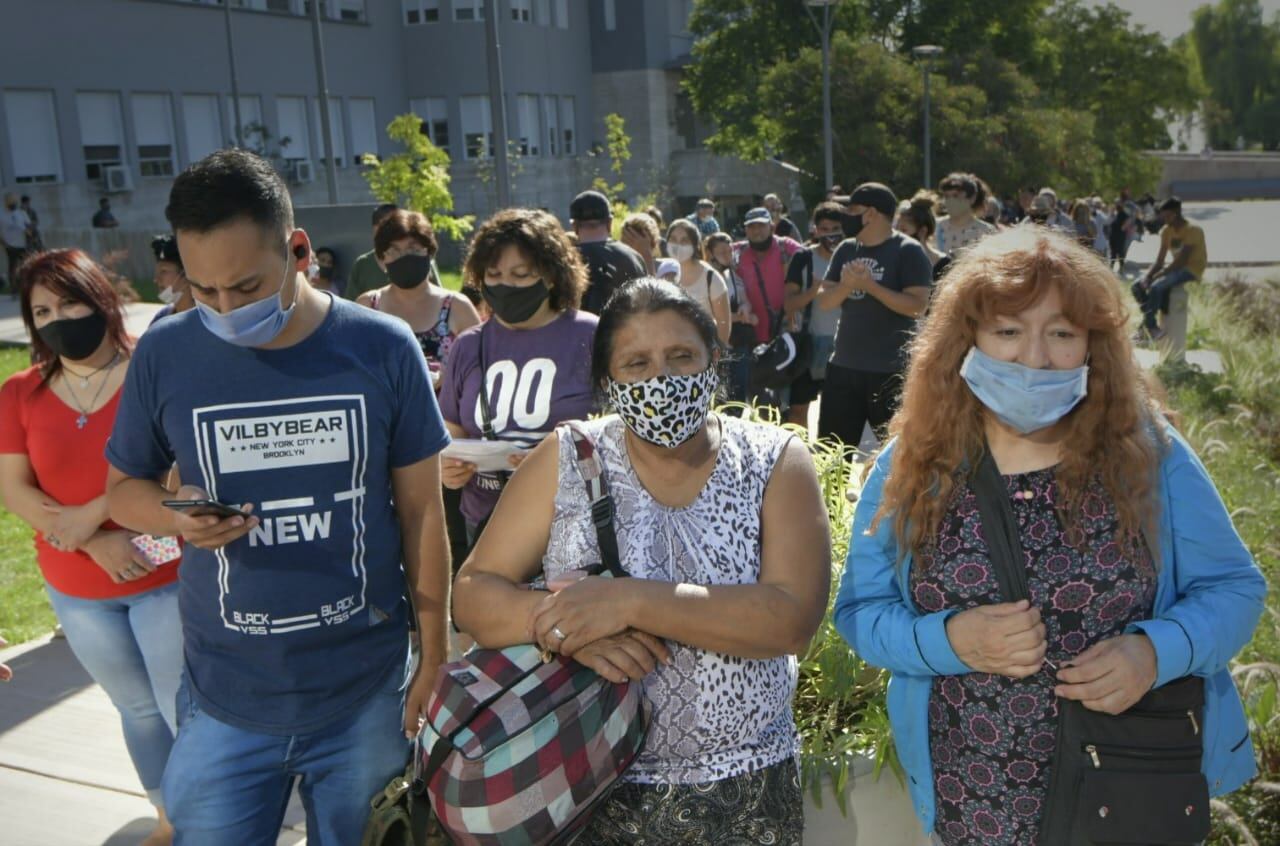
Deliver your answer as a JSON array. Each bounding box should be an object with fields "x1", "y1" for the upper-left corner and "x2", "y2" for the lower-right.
[{"x1": 832, "y1": 427, "x2": 1266, "y2": 833}]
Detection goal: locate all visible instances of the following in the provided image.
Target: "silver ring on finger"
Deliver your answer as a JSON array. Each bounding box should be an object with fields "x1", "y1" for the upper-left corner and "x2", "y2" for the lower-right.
[{"x1": 551, "y1": 625, "x2": 568, "y2": 643}]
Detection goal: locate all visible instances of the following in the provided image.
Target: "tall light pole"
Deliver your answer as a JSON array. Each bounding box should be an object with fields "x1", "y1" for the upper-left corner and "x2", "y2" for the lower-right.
[
  {"x1": 804, "y1": 0, "x2": 839, "y2": 193},
  {"x1": 223, "y1": 1, "x2": 244, "y2": 149},
  {"x1": 484, "y1": 0, "x2": 512, "y2": 208},
  {"x1": 911, "y1": 45, "x2": 943, "y2": 190},
  {"x1": 311, "y1": 0, "x2": 340, "y2": 203}
]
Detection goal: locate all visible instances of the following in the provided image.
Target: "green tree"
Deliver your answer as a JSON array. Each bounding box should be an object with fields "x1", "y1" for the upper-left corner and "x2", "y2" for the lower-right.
[
  {"x1": 1189, "y1": 0, "x2": 1280, "y2": 149},
  {"x1": 360, "y1": 113, "x2": 473, "y2": 240}
]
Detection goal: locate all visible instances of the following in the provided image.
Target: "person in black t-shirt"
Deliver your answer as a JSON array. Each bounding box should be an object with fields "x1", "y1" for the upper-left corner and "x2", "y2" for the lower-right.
[
  {"x1": 570, "y1": 190, "x2": 646, "y2": 315},
  {"x1": 764, "y1": 193, "x2": 801, "y2": 241},
  {"x1": 814, "y1": 182, "x2": 933, "y2": 449}
]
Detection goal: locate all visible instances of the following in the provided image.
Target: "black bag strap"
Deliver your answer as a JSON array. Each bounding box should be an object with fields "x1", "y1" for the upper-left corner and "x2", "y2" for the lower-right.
[
  {"x1": 970, "y1": 446, "x2": 1031, "y2": 604},
  {"x1": 562, "y1": 421, "x2": 627, "y2": 579},
  {"x1": 749, "y1": 252, "x2": 786, "y2": 340},
  {"x1": 476, "y1": 325, "x2": 497, "y2": 441}
]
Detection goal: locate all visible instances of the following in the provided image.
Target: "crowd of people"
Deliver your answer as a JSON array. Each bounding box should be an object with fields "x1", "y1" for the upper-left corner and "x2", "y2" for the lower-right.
[{"x1": 0, "y1": 148, "x2": 1254, "y2": 846}]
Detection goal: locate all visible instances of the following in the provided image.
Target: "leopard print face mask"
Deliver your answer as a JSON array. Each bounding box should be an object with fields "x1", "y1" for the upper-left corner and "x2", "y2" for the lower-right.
[{"x1": 607, "y1": 366, "x2": 718, "y2": 448}]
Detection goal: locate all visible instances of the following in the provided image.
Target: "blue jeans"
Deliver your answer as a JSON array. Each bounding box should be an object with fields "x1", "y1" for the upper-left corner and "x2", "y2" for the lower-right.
[
  {"x1": 162, "y1": 661, "x2": 410, "y2": 845},
  {"x1": 1138, "y1": 267, "x2": 1195, "y2": 329},
  {"x1": 44, "y1": 581, "x2": 182, "y2": 806}
]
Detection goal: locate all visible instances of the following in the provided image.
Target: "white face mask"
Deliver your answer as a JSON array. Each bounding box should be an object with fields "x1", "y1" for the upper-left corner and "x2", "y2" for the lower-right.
[
  {"x1": 669, "y1": 242, "x2": 695, "y2": 263},
  {"x1": 157, "y1": 286, "x2": 180, "y2": 305}
]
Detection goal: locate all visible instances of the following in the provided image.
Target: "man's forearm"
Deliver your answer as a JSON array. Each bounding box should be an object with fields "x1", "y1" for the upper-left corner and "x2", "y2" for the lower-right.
[
  {"x1": 403, "y1": 506, "x2": 451, "y2": 670},
  {"x1": 868, "y1": 283, "x2": 928, "y2": 318},
  {"x1": 107, "y1": 476, "x2": 178, "y2": 536}
]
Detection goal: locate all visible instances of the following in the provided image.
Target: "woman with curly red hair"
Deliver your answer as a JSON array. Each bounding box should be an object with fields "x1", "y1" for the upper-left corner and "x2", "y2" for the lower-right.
[{"x1": 833, "y1": 227, "x2": 1264, "y2": 844}]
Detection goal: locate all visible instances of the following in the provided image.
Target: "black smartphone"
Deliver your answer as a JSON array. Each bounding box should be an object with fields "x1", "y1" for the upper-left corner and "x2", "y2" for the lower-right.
[{"x1": 162, "y1": 499, "x2": 252, "y2": 519}]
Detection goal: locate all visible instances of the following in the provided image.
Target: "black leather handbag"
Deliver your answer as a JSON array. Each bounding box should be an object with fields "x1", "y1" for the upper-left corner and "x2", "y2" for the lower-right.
[{"x1": 970, "y1": 449, "x2": 1210, "y2": 846}]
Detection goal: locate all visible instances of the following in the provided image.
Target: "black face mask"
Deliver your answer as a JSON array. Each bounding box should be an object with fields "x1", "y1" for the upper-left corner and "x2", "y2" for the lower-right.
[
  {"x1": 386, "y1": 254, "x2": 432, "y2": 289},
  {"x1": 317, "y1": 265, "x2": 335, "y2": 280},
  {"x1": 839, "y1": 212, "x2": 864, "y2": 239},
  {"x1": 38, "y1": 311, "x2": 108, "y2": 362},
  {"x1": 747, "y1": 237, "x2": 772, "y2": 252},
  {"x1": 484, "y1": 281, "x2": 550, "y2": 325}
]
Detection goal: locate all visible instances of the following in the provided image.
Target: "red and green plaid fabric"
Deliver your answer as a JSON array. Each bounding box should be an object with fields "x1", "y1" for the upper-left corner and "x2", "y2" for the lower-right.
[{"x1": 419, "y1": 644, "x2": 650, "y2": 845}]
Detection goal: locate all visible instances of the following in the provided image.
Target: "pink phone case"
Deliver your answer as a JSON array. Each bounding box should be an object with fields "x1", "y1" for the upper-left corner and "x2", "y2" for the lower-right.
[{"x1": 131, "y1": 534, "x2": 182, "y2": 567}]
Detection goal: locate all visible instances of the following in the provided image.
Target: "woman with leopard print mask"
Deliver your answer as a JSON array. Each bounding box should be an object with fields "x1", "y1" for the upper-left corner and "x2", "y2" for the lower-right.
[{"x1": 452, "y1": 278, "x2": 831, "y2": 844}]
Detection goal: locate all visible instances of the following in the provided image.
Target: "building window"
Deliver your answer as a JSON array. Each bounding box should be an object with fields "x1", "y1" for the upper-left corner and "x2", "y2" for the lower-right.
[
  {"x1": 301, "y1": 0, "x2": 366, "y2": 19},
  {"x1": 76, "y1": 92, "x2": 126, "y2": 181},
  {"x1": 224, "y1": 94, "x2": 264, "y2": 148},
  {"x1": 515, "y1": 95, "x2": 540, "y2": 156},
  {"x1": 560, "y1": 95, "x2": 575, "y2": 155},
  {"x1": 181, "y1": 94, "x2": 222, "y2": 164},
  {"x1": 410, "y1": 97, "x2": 449, "y2": 151},
  {"x1": 3, "y1": 90, "x2": 62, "y2": 183},
  {"x1": 131, "y1": 94, "x2": 177, "y2": 178},
  {"x1": 312, "y1": 97, "x2": 346, "y2": 166},
  {"x1": 553, "y1": 0, "x2": 567, "y2": 28},
  {"x1": 275, "y1": 96, "x2": 312, "y2": 162},
  {"x1": 454, "y1": 0, "x2": 484, "y2": 21},
  {"x1": 510, "y1": 0, "x2": 531, "y2": 22},
  {"x1": 603, "y1": 0, "x2": 615, "y2": 30},
  {"x1": 533, "y1": 0, "x2": 549, "y2": 24},
  {"x1": 460, "y1": 96, "x2": 492, "y2": 160},
  {"x1": 349, "y1": 97, "x2": 379, "y2": 162},
  {"x1": 542, "y1": 95, "x2": 559, "y2": 156},
  {"x1": 402, "y1": 0, "x2": 439, "y2": 23}
]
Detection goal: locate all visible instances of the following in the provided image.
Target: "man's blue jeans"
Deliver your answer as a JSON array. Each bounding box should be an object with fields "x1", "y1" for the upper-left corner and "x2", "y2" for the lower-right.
[
  {"x1": 1137, "y1": 267, "x2": 1196, "y2": 330},
  {"x1": 162, "y1": 661, "x2": 410, "y2": 845},
  {"x1": 45, "y1": 581, "x2": 182, "y2": 806}
]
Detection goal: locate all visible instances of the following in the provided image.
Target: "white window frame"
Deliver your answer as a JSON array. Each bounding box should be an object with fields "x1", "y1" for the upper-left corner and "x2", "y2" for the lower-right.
[
  {"x1": 553, "y1": 0, "x2": 567, "y2": 28},
  {"x1": 130, "y1": 93, "x2": 177, "y2": 178},
  {"x1": 402, "y1": 0, "x2": 439, "y2": 24},
  {"x1": 224, "y1": 94, "x2": 264, "y2": 149},
  {"x1": 181, "y1": 93, "x2": 223, "y2": 166},
  {"x1": 543, "y1": 94, "x2": 559, "y2": 157},
  {"x1": 533, "y1": 0, "x2": 549, "y2": 25},
  {"x1": 348, "y1": 97, "x2": 379, "y2": 163},
  {"x1": 410, "y1": 97, "x2": 450, "y2": 152},
  {"x1": 560, "y1": 95, "x2": 575, "y2": 156},
  {"x1": 3, "y1": 89, "x2": 63, "y2": 184},
  {"x1": 76, "y1": 91, "x2": 127, "y2": 182},
  {"x1": 312, "y1": 97, "x2": 346, "y2": 167},
  {"x1": 460, "y1": 95, "x2": 493, "y2": 160},
  {"x1": 515, "y1": 94, "x2": 540, "y2": 156},
  {"x1": 510, "y1": 0, "x2": 531, "y2": 22},
  {"x1": 603, "y1": 0, "x2": 615, "y2": 30},
  {"x1": 453, "y1": 0, "x2": 484, "y2": 22},
  {"x1": 275, "y1": 95, "x2": 312, "y2": 162}
]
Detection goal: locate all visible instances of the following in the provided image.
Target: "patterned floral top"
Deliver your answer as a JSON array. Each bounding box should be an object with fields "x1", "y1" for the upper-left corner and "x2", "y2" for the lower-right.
[
  {"x1": 542, "y1": 414, "x2": 799, "y2": 784},
  {"x1": 909, "y1": 467, "x2": 1156, "y2": 846}
]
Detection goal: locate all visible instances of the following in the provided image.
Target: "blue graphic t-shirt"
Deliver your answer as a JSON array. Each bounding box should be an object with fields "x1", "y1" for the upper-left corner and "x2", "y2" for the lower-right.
[{"x1": 106, "y1": 296, "x2": 450, "y2": 735}]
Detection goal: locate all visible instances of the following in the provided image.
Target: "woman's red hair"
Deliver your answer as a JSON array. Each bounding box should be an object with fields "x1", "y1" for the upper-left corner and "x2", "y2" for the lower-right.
[
  {"x1": 873, "y1": 227, "x2": 1168, "y2": 562},
  {"x1": 18, "y1": 249, "x2": 133, "y2": 381}
]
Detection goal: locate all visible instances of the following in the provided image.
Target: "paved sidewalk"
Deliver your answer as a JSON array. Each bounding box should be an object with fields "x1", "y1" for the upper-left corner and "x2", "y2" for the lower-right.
[{"x1": 0, "y1": 635, "x2": 308, "y2": 845}]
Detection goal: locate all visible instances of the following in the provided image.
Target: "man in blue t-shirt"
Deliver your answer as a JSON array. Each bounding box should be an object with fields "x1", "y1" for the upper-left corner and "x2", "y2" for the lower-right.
[{"x1": 105, "y1": 149, "x2": 451, "y2": 844}]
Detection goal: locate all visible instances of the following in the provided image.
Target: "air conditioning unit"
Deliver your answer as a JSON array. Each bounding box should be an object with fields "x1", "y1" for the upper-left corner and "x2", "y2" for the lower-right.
[
  {"x1": 290, "y1": 160, "x2": 315, "y2": 184},
  {"x1": 103, "y1": 165, "x2": 133, "y2": 193}
]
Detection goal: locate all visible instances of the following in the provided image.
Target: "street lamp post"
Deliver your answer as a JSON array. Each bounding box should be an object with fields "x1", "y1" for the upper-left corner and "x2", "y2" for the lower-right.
[
  {"x1": 223, "y1": 1, "x2": 244, "y2": 149},
  {"x1": 484, "y1": 0, "x2": 512, "y2": 208},
  {"x1": 311, "y1": 0, "x2": 340, "y2": 204},
  {"x1": 804, "y1": 0, "x2": 839, "y2": 193},
  {"x1": 911, "y1": 45, "x2": 943, "y2": 191}
]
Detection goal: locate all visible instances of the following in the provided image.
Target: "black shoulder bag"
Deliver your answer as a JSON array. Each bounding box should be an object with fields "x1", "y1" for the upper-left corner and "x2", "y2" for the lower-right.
[
  {"x1": 970, "y1": 449, "x2": 1209, "y2": 846},
  {"x1": 748, "y1": 248, "x2": 811, "y2": 391}
]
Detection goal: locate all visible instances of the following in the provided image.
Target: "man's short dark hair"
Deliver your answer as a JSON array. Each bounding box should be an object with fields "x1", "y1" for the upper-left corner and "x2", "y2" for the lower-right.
[
  {"x1": 812, "y1": 201, "x2": 845, "y2": 227},
  {"x1": 20, "y1": 195, "x2": 30, "y2": 203},
  {"x1": 1159, "y1": 197, "x2": 1182, "y2": 214},
  {"x1": 372, "y1": 203, "x2": 399, "y2": 227},
  {"x1": 99, "y1": 197, "x2": 111, "y2": 207},
  {"x1": 166, "y1": 148, "x2": 293, "y2": 238}
]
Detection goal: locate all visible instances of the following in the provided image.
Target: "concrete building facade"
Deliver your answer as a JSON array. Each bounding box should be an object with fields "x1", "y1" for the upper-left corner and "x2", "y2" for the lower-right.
[{"x1": 0, "y1": 0, "x2": 799, "y2": 245}]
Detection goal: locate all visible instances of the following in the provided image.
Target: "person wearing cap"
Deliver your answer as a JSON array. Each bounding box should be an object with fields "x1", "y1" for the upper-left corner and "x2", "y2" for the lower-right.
[
  {"x1": 570, "y1": 190, "x2": 647, "y2": 316},
  {"x1": 1132, "y1": 196, "x2": 1206, "y2": 341},
  {"x1": 687, "y1": 198, "x2": 720, "y2": 238},
  {"x1": 147, "y1": 234, "x2": 193, "y2": 327},
  {"x1": 814, "y1": 182, "x2": 932, "y2": 448},
  {"x1": 734, "y1": 207, "x2": 805, "y2": 388}
]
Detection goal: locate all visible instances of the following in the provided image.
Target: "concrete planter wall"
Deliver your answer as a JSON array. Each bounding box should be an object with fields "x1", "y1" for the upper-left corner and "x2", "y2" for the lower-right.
[{"x1": 803, "y1": 754, "x2": 930, "y2": 846}]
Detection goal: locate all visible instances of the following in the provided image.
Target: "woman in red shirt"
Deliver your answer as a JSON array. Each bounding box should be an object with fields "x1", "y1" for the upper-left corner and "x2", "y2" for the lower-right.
[{"x1": 0, "y1": 249, "x2": 181, "y2": 846}]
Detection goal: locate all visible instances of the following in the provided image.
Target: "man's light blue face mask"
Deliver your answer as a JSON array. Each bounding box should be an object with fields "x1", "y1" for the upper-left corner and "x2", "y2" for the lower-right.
[
  {"x1": 195, "y1": 245, "x2": 299, "y2": 348},
  {"x1": 959, "y1": 346, "x2": 1089, "y2": 434}
]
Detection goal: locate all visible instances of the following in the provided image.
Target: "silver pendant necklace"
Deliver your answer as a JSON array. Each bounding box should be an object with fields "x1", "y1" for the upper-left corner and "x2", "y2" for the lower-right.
[
  {"x1": 62, "y1": 354, "x2": 118, "y2": 389},
  {"x1": 63, "y1": 352, "x2": 119, "y2": 429}
]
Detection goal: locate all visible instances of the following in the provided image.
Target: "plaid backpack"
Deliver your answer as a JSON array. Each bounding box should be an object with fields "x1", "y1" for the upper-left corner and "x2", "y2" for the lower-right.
[{"x1": 416, "y1": 421, "x2": 651, "y2": 845}]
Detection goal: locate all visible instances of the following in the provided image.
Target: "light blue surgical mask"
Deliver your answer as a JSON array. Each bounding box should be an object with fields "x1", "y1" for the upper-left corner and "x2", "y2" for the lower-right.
[
  {"x1": 196, "y1": 248, "x2": 299, "y2": 347},
  {"x1": 959, "y1": 346, "x2": 1089, "y2": 434}
]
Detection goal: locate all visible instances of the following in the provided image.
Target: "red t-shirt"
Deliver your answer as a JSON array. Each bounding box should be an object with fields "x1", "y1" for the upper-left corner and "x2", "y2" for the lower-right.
[
  {"x1": 0, "y1": 365, "x2": 179, "y2": 599},
  {"x1": 734, "y1": 236, "x2": 804, "y2": 344}
]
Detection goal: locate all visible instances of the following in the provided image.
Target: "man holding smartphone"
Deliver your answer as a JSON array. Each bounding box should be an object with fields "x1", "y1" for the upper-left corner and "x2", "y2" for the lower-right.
[{"x1": 105, "y1": 149, "x2": 451, "y2": 844}]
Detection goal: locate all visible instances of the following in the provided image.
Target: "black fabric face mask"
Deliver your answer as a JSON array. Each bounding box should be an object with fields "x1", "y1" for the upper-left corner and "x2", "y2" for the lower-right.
[
  {"x1": 386, "y1": 254, "x2": 432, "y2": 289},
  {"x1": 839, "y1": 212, "x2": 865, "y2": 239},
  {"x1": 747, "y1": 238, "x2": 772, "y2": 252},
  {"x1": 38, "y1": 311, "x2": 108, "y2": 362},
  {"x1": 483, "y1": 281, "x2": 550, "y2": 325}
]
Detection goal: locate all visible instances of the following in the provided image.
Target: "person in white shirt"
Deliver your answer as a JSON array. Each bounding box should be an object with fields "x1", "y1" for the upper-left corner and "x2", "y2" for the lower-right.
[{"x1": 1, "y1": 193, "x2": 34, "y2": 293}]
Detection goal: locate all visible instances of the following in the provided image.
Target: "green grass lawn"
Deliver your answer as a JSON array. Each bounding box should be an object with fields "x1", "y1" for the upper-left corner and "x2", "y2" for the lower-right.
[{"x1": 0, "y1": 347, "x2": 56, "y2": 644}]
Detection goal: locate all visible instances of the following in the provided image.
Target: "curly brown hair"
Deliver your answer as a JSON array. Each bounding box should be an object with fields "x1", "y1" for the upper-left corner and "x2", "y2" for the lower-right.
[
  {"x1": 872, "y1": 226, "x2": 1169, "y2": 563},
  {"x1": 463, "y1": 208, "x2": 587, "y2": 312}
]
